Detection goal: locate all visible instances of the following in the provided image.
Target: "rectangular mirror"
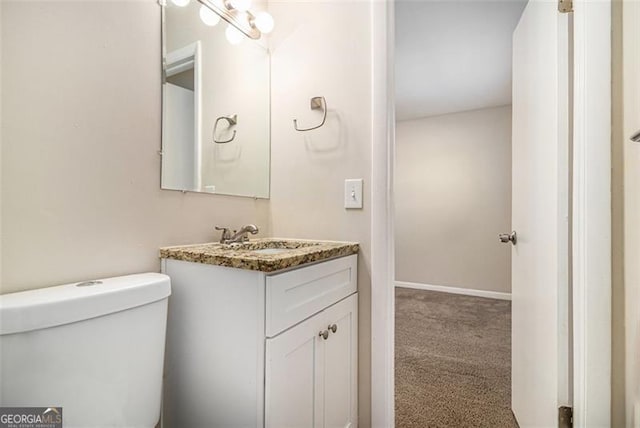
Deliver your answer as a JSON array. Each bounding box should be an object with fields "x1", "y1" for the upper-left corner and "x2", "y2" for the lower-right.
[{"x1": 161, "y1": 1, "x2": 270, "y2": 198}]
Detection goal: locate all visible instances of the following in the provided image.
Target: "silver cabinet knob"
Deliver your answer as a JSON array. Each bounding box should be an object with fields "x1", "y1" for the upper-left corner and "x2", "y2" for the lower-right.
[
  {"x1": 319, "y1": 330, "x2": 329, "y2": 340},
  {"x1": 328, "y1": 324, "x2": 338, "y2": 334},
  {"x1": 499, "y1": 231, "x2": 517, "y2": 245}
]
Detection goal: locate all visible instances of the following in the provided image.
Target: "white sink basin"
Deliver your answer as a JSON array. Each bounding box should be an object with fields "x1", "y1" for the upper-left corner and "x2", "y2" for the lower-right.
[{"x1": 251, "y1": 248, "x2": 290, "y2": 255}]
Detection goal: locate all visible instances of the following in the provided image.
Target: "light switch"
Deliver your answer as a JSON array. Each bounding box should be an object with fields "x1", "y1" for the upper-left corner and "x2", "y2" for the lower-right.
[{"x1": 344, "y1": 179, "x2": 363, "y2": 209}]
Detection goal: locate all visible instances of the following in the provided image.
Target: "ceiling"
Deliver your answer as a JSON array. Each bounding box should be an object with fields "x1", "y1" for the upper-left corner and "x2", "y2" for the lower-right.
[{"x1": 395, "y1": 0, "x2": 528, "y2": 121}]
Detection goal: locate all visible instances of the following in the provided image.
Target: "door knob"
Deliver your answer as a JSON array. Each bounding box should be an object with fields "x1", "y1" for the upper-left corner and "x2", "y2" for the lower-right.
[
  {"x1": 499, "y1": 231, "x2": 517, "y2": 245},
  {"x1": 328, "y1": 324, "x2": 338, "y2": 334},
  {"x1": 318, "y1": 330, "x2": 329, "y2": 340}
]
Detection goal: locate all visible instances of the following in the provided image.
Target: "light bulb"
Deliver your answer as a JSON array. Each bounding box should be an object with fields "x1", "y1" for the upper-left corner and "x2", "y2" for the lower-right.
[
  {"x1": 199, "y1": 5, "x2": 220, "y2": 26},
  {"x1": 170, "y1": 0, "x2": 190, "y2": 7},
  {"x1": 229, "y1": 0, "x2": 251, "y2": 12},
  {"x1": 225, "y1": 25, "x2": 244, "y2": 45},
  {"x1": 253, "y1": 11, "x2": 274, "y2": 34}
]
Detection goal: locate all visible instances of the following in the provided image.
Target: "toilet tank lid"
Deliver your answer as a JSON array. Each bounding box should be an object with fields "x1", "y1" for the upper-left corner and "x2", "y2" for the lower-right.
[{"x1": 0, "y1": 273, "x2": 171, "y2": 335}]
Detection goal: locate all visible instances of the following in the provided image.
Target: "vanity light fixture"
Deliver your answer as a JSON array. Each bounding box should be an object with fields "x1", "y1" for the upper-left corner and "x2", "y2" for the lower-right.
[
  {"x1": 199, "y1": 5, "x2": 221, "y2": 26},
  {"x1": 228, "y1": 0, "x2": 251, "y2": 13},
  {"x1": 252, "y1": 11, "x2": 274, "y2": 34},
  {"x1": 196, "y1": 0, "x2": 274, "y2": 41}
]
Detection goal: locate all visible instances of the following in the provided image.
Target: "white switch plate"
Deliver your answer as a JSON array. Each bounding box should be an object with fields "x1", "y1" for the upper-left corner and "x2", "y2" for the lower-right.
[{"x1": 344, "y1": 179, "x2": 363, "y2": 209}]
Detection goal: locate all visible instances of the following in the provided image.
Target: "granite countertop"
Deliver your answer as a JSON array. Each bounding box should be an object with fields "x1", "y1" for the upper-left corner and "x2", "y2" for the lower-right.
[{"x1": 159, "y1": 238, "x2": 359, "y2": 273}]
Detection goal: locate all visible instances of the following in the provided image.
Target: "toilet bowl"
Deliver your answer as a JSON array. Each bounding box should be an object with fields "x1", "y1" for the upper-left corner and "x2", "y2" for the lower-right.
[{"x1": 0, "y1": 273, "x2": 171, "y2": 428}]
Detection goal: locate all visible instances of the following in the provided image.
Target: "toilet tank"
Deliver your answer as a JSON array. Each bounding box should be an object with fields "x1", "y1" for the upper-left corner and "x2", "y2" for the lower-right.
[{"x1": 0, "y1": 273, "x2": 171, "y2": 428}]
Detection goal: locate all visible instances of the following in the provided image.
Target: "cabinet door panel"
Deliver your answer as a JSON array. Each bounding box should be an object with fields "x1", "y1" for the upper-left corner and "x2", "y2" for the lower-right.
[
  {"x1": 265, "y1": 313, "x2": 324, "y2": 428},
  {"x1": 322, "y1": 294, "x2": 358, "y2": 428}
]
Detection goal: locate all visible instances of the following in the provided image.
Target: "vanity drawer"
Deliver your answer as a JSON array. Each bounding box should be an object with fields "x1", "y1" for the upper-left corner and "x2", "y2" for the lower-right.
[{"x1": 265, "y1": 255, "x2": 357, "y2": 337}]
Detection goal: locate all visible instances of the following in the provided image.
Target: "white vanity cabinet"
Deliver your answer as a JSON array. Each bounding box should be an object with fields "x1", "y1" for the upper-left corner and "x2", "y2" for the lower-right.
[{"x1": 161, "y1": 253, "x2": 358, "y2": 428}]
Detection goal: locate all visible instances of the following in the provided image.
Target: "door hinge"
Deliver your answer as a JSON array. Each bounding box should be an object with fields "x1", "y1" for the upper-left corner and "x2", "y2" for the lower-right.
[
  {"x1": 558, "y1": 0, "x2": 573, "y2": 13},
  {"x1": 559, "y1": 406, "x2": 573, "y2": 428}
]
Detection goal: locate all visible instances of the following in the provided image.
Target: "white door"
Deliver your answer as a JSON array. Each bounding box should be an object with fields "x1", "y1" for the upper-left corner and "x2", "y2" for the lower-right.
[
  {"x1": 511, "y1": 1, "x2": 570, "y2": 427},
  {"x1": 321, "y1": 294, "x2": 358, "y2": 428}
]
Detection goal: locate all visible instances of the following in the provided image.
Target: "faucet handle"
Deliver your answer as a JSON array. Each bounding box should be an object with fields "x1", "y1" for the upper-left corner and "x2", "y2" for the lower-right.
[{"x1": 215, "y1": 226, "x2": 232, "y2": 243}]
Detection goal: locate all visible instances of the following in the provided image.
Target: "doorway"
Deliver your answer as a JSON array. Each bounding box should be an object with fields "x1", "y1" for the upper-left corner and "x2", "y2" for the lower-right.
[
  {"x1": 392, "y1": 1, "x2": 573, "y2": 426},
  {"x1": 370, "y1": 1, "x2": 612, "y2": 426},
  {"x1": 162, "y1": 41, "x2": 202, "y2": 191}
]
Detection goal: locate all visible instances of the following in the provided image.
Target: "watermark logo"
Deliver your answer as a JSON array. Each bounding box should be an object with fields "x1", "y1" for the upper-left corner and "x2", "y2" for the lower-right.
[{"x1": 0, "y1": 407, "x2": 62, "y2": 428}]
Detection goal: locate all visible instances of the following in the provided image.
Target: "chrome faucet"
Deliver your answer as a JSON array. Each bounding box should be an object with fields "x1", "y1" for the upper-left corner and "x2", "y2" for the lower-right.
[
  {"x1": 230, "y1": 224, "x2": 259, "y2": 243},
  {"x1": 215, "y1": 224, "x2": 259, "y2": 244}
]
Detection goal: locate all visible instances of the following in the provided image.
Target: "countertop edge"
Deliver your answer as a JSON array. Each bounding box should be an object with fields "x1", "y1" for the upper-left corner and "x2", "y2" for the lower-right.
[{"x1": 159, "y1": 240, "x2": 359, "y2": 273}]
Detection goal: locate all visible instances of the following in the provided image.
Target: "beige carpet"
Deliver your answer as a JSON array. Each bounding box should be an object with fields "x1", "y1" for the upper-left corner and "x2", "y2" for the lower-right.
[{"x1": 395, "y1": 287, "x2": 518, "y2": 428}]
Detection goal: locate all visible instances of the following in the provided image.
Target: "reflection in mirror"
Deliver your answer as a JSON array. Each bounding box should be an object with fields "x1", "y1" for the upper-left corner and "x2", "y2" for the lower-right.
[
  {"x1": 161, "y1": 0, "x2": 270, "y2": 198},
  {"x1": 163, "y1": 42, "x2": 201, "y2": 191}
]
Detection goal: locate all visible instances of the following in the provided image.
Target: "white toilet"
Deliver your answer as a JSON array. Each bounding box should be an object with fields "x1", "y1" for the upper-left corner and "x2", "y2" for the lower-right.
[{"x1": 0, "y1": 273, "x2": 171, "y2": 428}]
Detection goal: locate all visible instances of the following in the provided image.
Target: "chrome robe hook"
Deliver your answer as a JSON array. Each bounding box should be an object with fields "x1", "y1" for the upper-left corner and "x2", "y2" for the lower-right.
[{"x1": 293, "y1": 96, "x2": 327, "y2": 132}]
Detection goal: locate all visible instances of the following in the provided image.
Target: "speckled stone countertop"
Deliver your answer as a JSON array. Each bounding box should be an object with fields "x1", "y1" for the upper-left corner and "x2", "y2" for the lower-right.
[{"x1": 160, "y1": 238, "x2": 359, "y2": 273}]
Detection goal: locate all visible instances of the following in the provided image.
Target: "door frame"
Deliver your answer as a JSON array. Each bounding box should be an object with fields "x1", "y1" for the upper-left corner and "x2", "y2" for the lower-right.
[
  {"x1": 571, "y1": 1, "x2": 612, "y2": 425},
  {"x1": 369, "y1": 0, "x2": 612, "y2": 426},
  {"x1": 370, "y1": 0, "x2": 395, "y2": 426}
]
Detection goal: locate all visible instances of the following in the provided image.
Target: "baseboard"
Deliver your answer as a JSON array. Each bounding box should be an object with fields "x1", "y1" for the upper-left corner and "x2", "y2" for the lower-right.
[{"x1": 395, "y1": 281, "x2": 511, "y2": 301}]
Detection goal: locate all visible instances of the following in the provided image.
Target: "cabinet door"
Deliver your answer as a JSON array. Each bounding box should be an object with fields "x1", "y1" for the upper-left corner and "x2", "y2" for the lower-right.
[
  {"x1": 321, "y1": 294, "x2": 358, "y2": 428},
  {"x1": 265, "y1": 293, "x2": 358, "y2": 428},
  {"x1": 265, "y1": 310, "x2": 325, "y2": 428}
]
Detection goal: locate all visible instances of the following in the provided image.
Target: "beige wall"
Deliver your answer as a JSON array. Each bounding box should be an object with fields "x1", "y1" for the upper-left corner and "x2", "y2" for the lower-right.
[
  {"x1": 0, "y1": 0, "x2": 269, "y2": 293},
  {"x1": 268, "y1": 1, "x2": 372, "y2": 425},
  {"x1": 395, "y1": 106, "x2": 512, "y2": 293},
  {"x1": 622, "y1": 0, "x2": 640, "y2": 425},
  {"x1": 612, "y1": 1, "x2": 640, "y2": 424}
]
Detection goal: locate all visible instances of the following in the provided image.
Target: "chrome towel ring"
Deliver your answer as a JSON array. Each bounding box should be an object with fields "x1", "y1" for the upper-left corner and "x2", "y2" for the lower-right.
[
  {"x1": 213, "y1": 114, "x2": 238, "y2": 144},
  {"x1": 293, "y1": 96, "x2": 327, "y2": 132}
]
